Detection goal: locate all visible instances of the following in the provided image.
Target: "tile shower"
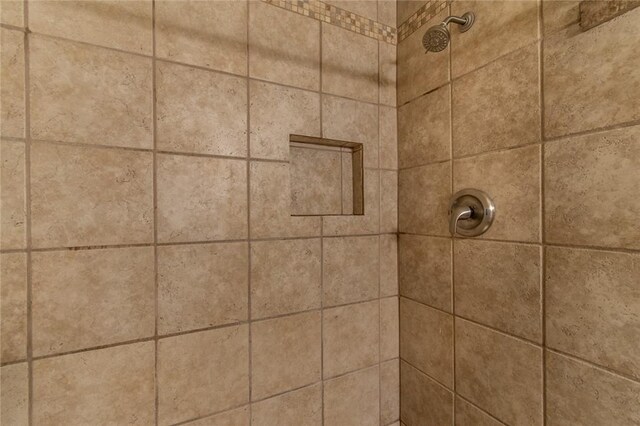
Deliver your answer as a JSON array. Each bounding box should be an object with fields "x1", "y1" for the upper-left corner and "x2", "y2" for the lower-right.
[
  {"x1": 0, "y1": 1, "x2": 638, "y2": 426},
  {"x1": 397, "y1": 0, "x2": 640, "y2": 425}
]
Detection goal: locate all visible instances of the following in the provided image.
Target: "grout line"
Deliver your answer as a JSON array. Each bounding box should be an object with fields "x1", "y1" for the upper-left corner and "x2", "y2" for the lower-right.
[
  {"x1": 399, "y1": 295, "x2": 543, "y2": 348},
  {"x1": 170, "y1": 402, "x2": 250, "y2": 426},
  {"x1": 376, "y1": 28, "x2": 383, "y2": 424},
  {"x1": 2, "y1": 233, "x2": 392, "y2": 253},
  {"x1": 23, "y1": 29, "x2": 394, "y2": 109},
  {"x1": 454, "y1": 393, "x2": 510, "y2": 426},
  {"x1": 537, "y1": 1, "x2": 548, "y2": 421},
  {"x1": 23, "y1": 0, "x2": 33, "y2": 424},
  {"x1": 400, "y1": 358, "x2": 453, "y2": 394},
  {"x1": 446, "y1": 4, "x2": 457, "y2": 422},
  {"x1": 10, "y1": 235, "x2": 640, "y2": 256},
  {"x1": 320, "y1": 222, "x2": 325, "y2": 424},
  {"x1": 151, "y1": 0, "x2": 159, "y2": 424},
  {"x1": 245, "y1": 2, "x2": 253, "y2": 422},
  {"x1": 0, "y1": 22, "x2": 27, "y2": 32},
  {"x1": 399, "y1": 358, "x2": 453, "y2": 393},
  {"x1": 318, "y1": 19, "x2": 326, "y2": 425},
  {"x1": 397, "y1": 232, "x2": 543, "y2": 247},
  {"x1": 542, "y1": 118, "x2": 640, "y2": 144},
  {"x1": 545, "y1": 347, "x2": 640, "y2": 384},
  {"x1": 17, "y1": 299, "x2": 383, "y2": 365}
]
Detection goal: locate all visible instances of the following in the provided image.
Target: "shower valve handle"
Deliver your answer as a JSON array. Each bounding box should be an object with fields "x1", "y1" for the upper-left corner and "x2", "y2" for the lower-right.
[
  {"x1": 448, "y1": 189, "x2": 495, "y2": 237},
  {"x1": 449, "y1": 204, "x2": 473, "y2": 236}
]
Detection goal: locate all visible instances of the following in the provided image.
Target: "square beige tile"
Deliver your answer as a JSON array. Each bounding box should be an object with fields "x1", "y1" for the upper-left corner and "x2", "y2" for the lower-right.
[
  {"x1": 249, "y1": 1, "x2": 320, "y2": 91},
  {"x1": 0, "y1": 29, "x2": 24, "y2": 139},
  {"x1": 455, "y1": 319, "x2": 543, "y2": 425},
  {"x1": 0, "y1": 1, "x2": 24, "y2": 26},
  {"x1": 323, "y1": 235, "x2": 379, "y2": 307},
  {"x1": 32, "y1": 247, "x2": 154, "y2": 356},
  {"x1": 544, "y1": 126, "x2": 640, "y2": 249},
  {"x1": 398, "y1": 8, "x2": 450, "y2": 105},
  {"x1": 29, "y1": 1, "x2": 153, "y2": 54},
  {"x1": 251, "y1": 238, "x2": 321, "y2": 319},
  {"x1": 249, "y1": 161, "x2": 321, "y2": 239},
  {"x1": 157, "y1": 154, "x2": 247, "y2": 243},
  {"x1": 156, "y1": 61, "x2": 247, "y2": 157},
  {"x1": 30, "y1": 36, "x2": 152, "y2": 149},
  {"x1": 456, "y1": 398, "x2": 503, "y2": 426},
  {"x1": 381, "y1": 359, "x2": 400, "y2": 425},
  {"x1": 400, "y1": 297, "x2": 453, "y2": 387},
  {"x1": 397, "y1": 1, "x2": 425, "y2": 25},
  {"x1": 323, "y1": 300, "x2": 379, "y2": 378},
  {"x1": 399, "y1": 161, "x2": 451, "y2": 236},
  {"x1": 381, "y1": 296, "x2": 399, "y2": 361},
  {"x1": 454, "y1": 145, "x2": 541, "y2": 243},
  {"x1": 0, "y1": 253, "x2": 26, "y2": 363},
  {"x1": 0, "y1": 140, "x2": 26, "y2": 249},
  {"x1": 379, "y1": 106, "x2": 398, "y2": 169},
  {"x1": 452, "y1": 43, "x2": 540, "y2": 158},
  {"x1": 290, "y1": 147, "x2": 343, "y2": 215},
  {"x1": 546, "y1": 351, "x2": 640, "y2": 425},
  {"x1": 399, "y1": 235, "x2": 451, "y2": 312},
  {"x1": 544, "y1": 8, "x2": 640, "y2": 138},
  {"x1": 380, "y1": 234, "x2": 398, "y2": 297},
  {"x1": 322, "y1": 95, "x2": 378, "y2": 168},
  {"x1": 380, "y1": 170, "x2": 398, "y2": 233},
  {"x1": 455, "y1": 239, "x2": 542, "y2": 342},
  {"x1": 31, "y1": 143, "x2": 153, "y2": 248},
  {"x1": 451, "y1": 0, "x2": 539, "y2": 77},
  {"x1": 155, "y1": 0, "x2": 247, "y2": 75},
  {"x1": 398, "y1": 85, "x2": 450, "y2": 168},
  {"x1": 400, "y1": 360, "x2": 453, "y2": 426},
  {"x1": 378, "y1": 0, "x2": 397, "y2": 27},
  {"x1": 250, "y1": 81, "x2": 320, "y2": 161},
  {"x1": 322, "y1": 168, "x2": 380, "y2": 236},
  {"x1": 379, "y1": 42, "x2": 397, "y2": 107},
  {"x1": 251, "y1": 312, "x2": 321, "y2": 400},
  {"x1": 1, "y1": 363, "x2": 28, "y2": 426},
  {"x1": 542, "y1": 0, "x2": 579, "y2": 34},
  {"x1": 158, "y1": 325, "x2": 249, "y2": 425},
  {"x1": 185, "y1": 406, "x2": 250, "y2": 426},
  {"x1": 324, "y1": 366, "x2": 379, "y2": 426},
  {"x1": 251, "y1": 384, "x2": 322, "y2": 426},
  {"x1": 158, "y1": 242, "x2": 248, "y2": 335},
  {"x1": 322, "y1": 23, "x2": 378, "y2": 103},
  {"x1": 33, "y1": 342, "x2": 155, "y2": 425},
  {"x1": 546, "y1": 247, "x2": 640, "y2": 379}
]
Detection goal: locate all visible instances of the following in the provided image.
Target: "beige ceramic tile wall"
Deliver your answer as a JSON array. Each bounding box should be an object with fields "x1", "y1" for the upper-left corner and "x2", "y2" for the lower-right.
[
  {"x1": 397, "y1": 1, "x2": 640, "y2": 425},
  {"x1": 0, "y1": 1, "x2": 398, "y2": 425}
]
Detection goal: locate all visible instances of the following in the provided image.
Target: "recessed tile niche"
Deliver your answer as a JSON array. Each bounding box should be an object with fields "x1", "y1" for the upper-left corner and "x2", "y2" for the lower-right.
[{"x1": 289, "y1": 134, "x2": 364, "y2": 216}]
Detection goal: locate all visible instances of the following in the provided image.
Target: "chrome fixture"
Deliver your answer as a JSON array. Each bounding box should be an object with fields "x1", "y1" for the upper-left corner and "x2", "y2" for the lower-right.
[
  {"x1": 422, "y1": 12, "x2": 475, "y2": 53},
  {"x1": 449, "y1": 188, "x2": 495, "y2": 237}
]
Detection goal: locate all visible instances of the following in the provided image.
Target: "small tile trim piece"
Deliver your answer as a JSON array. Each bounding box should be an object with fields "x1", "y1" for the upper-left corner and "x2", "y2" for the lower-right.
[
  {"x1": 262, "y1": 0, "x2": 397, "y2": 45},
  {"x1": 397, "y1": 0, "x2": 451, "y2": 42}
]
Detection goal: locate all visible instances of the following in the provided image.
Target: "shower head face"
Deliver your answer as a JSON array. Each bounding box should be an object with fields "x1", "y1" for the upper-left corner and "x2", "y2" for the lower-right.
[{"x1": 422, "y1": 23, "x2": 450, "y2": 52}]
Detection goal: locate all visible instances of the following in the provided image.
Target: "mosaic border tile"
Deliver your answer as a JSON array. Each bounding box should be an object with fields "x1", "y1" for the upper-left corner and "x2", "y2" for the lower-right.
[
  {"x1": 398, "y1": 0, "x2": 451, "y2": 42},
  {"x1": 262, "y1": 0, "x2": 398, "y2": 45}
]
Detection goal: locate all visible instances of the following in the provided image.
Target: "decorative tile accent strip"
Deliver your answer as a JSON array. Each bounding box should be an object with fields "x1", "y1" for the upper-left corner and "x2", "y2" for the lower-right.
[
  {"x1": 262, "y1": 0, "x2": 397, "y2": 45},
  {"x1": 398, "y1": 0, "x2": 451, "y2": 42}
]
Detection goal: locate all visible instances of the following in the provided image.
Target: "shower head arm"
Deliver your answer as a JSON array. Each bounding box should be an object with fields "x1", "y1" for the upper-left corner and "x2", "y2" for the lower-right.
[
  {"x1": 443, "y1": 12, "x2": 475, "y2": 33},
  {"x1": 442, "y1": 15, "x2": 469, "y2": 26}
]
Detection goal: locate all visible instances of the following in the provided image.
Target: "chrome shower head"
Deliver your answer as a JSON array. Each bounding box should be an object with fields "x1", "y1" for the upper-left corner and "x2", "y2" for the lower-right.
[{"x1": 422, "y1": 12, "x2": 475, "y2": 53}]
